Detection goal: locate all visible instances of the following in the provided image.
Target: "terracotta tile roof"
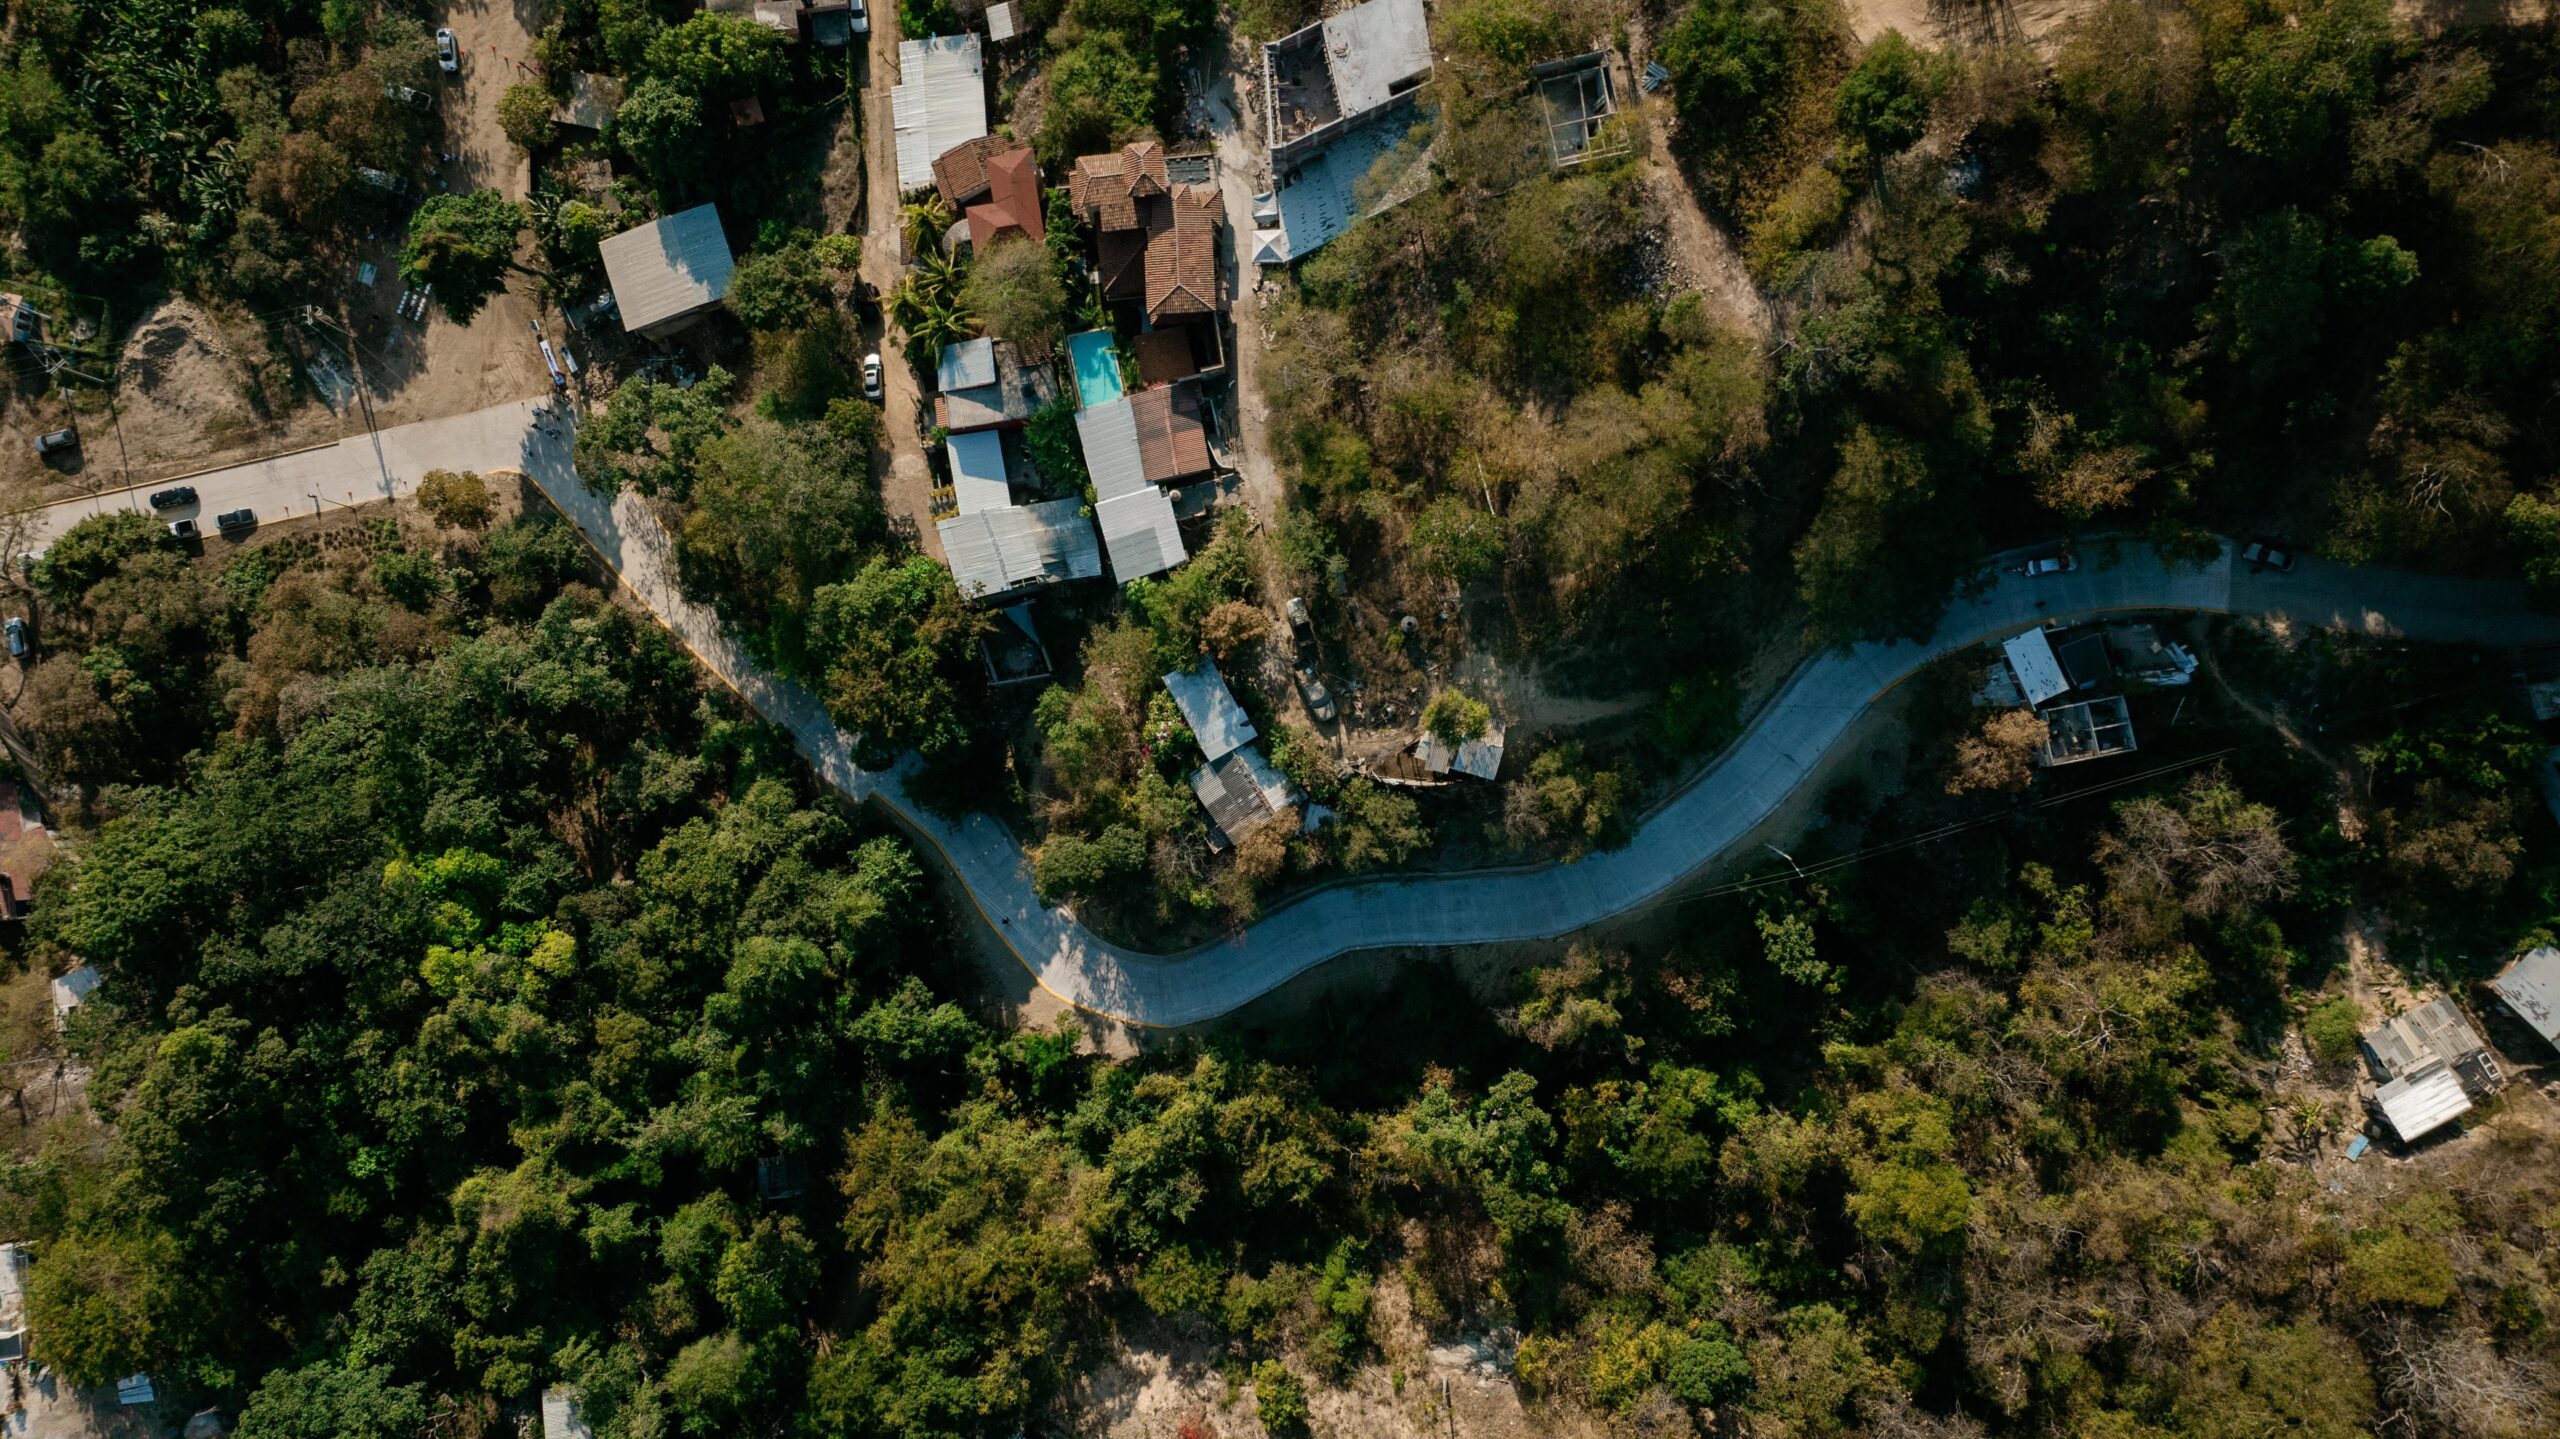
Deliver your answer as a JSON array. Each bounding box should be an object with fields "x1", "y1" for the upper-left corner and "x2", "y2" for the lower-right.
[
  {"x1": 965, "y1": 146, "x2": 1046, "y2": 249},
  {"x1": 1130, "y1": 380, "x2": 1211, "y2": 482},
  {"x1": 1069, "y1": 141, "x2": 1168, "y2": 231},
  {"x1": 1143, "y1": 184, "x2": 1225, "y2": 322},
  {"x1": 1132, "y1": 327, "x2": 1201, "y2": 386},
  {"x1": 1097, "y1": 228, "x2": 1148, "y2": 299},
  {"x1": 933, "y1": 135, "x2": 1006, "y2": 208}
]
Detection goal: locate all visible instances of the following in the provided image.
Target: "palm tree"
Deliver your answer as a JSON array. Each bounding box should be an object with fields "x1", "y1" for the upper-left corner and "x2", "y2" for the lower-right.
[{"x1": 900, "y1": 195, "x2": 955, "y2": 257}]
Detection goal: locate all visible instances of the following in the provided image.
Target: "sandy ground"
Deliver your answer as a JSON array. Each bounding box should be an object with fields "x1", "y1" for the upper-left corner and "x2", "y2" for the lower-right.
[
  {"x1": 1202, "y1": 41, "x2": 1283, "y2": 526},
  {"x1": 1636, "y1": 95, "x2": 1770, "y2": 343},
  {"x1": 1841, "y1": 0, "x2": 2555, "y2": 49},
  {"x1": 1065, "y1": 1281, "x2": 1603, "y2": 1439},
  {"x1": 859, "y1": 18, "x2": 946, "y2": 560}
]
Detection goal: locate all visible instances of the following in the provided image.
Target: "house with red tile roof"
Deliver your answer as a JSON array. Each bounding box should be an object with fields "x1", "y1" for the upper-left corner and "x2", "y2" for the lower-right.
[
  {"x1": 1069, "y1": 142, "x2": 1227, "y2": 327},
  {"x1": 965, "y1": 147, "x2": 1046, "y2": 250}
]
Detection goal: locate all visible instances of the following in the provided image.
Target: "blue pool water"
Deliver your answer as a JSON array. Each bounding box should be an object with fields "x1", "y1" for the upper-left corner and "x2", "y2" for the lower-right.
[{"x1": 1067, "y1": 330, "x2": 1124, "y2": 409}]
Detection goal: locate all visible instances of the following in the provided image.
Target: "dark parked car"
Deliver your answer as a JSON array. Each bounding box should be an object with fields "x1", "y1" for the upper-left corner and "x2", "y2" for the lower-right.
[
  {"x1": 2240, "y1": 541, "x2": 2296, "y2": 573},
  {"x1": 215, "y1": 508, "x2": 258, "y2": 534},
  {"x1": 34, "y1": 428, "x2": 77, "y2": 457},
  {"x1": 167, "y1": 518, "x2": 200, "y2": 540},
  {"x1": 1285, "y1": 596, "x2": 1315, "y2": 651},
  {"x1": 149, "y1": 485, "x2": 197, "y2": 510},
  {"x1": 4, "y1": 617, "x2": 28, "y2": 660},
  {"x1": 1294, "y1": 665, "x2": 1336, "y2": 723}
]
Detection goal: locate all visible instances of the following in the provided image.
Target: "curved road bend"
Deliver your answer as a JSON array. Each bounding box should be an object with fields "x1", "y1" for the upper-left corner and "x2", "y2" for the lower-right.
[{"x1": 27, "y1": 399, "x2": 2560, "y2": 1026}]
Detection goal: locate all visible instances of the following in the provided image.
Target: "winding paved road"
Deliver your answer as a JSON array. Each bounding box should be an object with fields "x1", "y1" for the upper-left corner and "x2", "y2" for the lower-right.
[{"x1": 29, "y1": 399, "x2": 2560, "y2": 1026}]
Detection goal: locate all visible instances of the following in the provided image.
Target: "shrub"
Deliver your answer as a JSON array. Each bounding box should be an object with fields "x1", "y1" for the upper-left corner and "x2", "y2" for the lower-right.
[
  {"x1": 1252, "y1": 1360, "x2": 1309, "y2": 1436},
  {"x1": 1422, "y1": 687, "x2": 1491, "y2": 746},
  {"x1": 2301, "y1": 995, "x2": 2363, "y2": 1066},
  {"x1": 415, "y1": 468, "x2": 495, "y2": 529},
  {"x1": 496, "y1": 82, "x2": 555, "y2": 152}
]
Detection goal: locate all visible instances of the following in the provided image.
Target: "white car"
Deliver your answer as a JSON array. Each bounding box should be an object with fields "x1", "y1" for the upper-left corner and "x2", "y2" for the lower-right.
[
  {"x1": 436, "y1": 28, "x2": 459, "y2": 74},
  {"x1": 2018, "y1": 554, "x2": 2076, "y2": 577},
  {"x1": 862, "y1": 352, "x2": 883, "y2": 401},
  {"x1": 849, "y1": 0, "x2": 870, "y2": 32}
]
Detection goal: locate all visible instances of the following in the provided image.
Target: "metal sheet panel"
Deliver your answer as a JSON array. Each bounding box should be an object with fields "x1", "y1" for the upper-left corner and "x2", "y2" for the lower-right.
[
  {"x1": 1076, "y1": 396, "x2": 1151, "y2": 500},
  {"x1": 946, "y1": 430, "x2": 1010, "y2": 514},
  {"x1": 1096, "y1": 487, "x2": 1184, "y2": 581}
]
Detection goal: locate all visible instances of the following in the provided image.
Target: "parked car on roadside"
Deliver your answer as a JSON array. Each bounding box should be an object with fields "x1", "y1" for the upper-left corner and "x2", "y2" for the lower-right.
[
  {"x1": 1295, "y1": 666, "x2": 1336, "y2": 723},
  {"x1": 5, "y1": 617, "x2": 29, "y2": 660},
  {"x1": 436, "y1": 28, "x2": 460, "y2": 73},
  {"x1": 2018, "y1": 554, "x2": 2077, "y2": 577},
  {"x1": 34, "y1": 428, "x2": 76, "y2": 458},
  {"x1": 216, "y1": 508, "x2": 257, "y2": 535},
  {"x1": 862, "y1": 352, "x2": 883, "y2": 401},
  {"x1": 168, "y1": 518, "x2": 200, "y2": 540},
  {"x1": 849, "y1": 0, "x2": 870, "y2": 31},
  {"x1": 149, "y1": 485, "x2": 197, "y2": 510},
  {"x1": 2240, "y1": 541, "x2": 2296, "y2": 573}
]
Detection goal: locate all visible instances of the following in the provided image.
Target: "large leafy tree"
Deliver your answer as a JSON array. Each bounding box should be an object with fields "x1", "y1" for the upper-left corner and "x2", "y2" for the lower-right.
[
  {"x1": 399, "y1": 190, "x2": 526, "y2": 321},
  {"x1": 807, "y1": 555, "x2": 989, "y2": 761}
]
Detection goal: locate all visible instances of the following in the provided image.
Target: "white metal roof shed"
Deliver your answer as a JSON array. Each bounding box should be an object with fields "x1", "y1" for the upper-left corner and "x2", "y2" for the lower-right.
[
  {"x1": 945, "y1": 431, "x2": 1010, "y2": 514},
  {"x1": 2002, "y1": 628, "x2": 2071, "y2": 708},
  {"x1": 938, "y1": 336, "x2": 997, "y2": 391},
  {"x1": 1163, "y1": 659, "x2": 1257, "y2": 762},
  {"x1": 2492, "y1": 946, "x2": 2560, "y2": 1050},
  {"x1": 1097, "y1": 487, "x2": 1185, "y2": 580},
  {"x1": 598, "y1": 203, "x2": 735, "y2": 337},
  {"x1": 1075, "y1": 396, "x2": 1151, "y2": 500},
  {"x1": 2374, "y1": 1061, "x2": 2471, "y2": 1143},
  {"x1": 892, "y1": 35, "x2": 988, "y2": 191}
]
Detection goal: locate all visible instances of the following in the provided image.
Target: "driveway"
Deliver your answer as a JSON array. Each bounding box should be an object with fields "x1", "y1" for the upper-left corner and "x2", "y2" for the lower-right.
[{"x1": 857, "y1": 10, "x2": 945, "y2": 558}]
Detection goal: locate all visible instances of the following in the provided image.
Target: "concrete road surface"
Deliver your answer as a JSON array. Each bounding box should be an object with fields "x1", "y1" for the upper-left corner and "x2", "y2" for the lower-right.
[{"x1": 25, "y1": 405, "x2": 2560, "y2": 1028}]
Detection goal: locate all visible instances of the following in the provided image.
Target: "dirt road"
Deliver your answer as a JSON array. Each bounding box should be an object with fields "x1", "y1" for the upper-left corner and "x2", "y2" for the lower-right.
[
  {"x1": 1201, "y1": 49, "x2": 1282, "y2": 524},
  {"x1": 858, "y1": 17, "x2": 945, "y2": 558}
]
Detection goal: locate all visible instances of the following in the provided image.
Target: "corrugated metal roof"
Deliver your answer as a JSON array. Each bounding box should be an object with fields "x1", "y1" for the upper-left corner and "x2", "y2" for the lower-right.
[
  {"x1": 946, "y1": 431, "x2": 1010, "y2": 514},
  {"x1": 2362, "y1": 998, "x2": 2490, "y2": 1080},
  {"x1": 938, "y1": 497, "x2": 1100, "y2": 601},
  {"x1": 598, "y1": 203, "x2": 735, "y2": 334},
  {"x1": 1076, "y1": 396, "x2": 1150, "y2": 499},
  {"x1": 1163, "y1": 659, "x2": 1256, "y2": 761},
  {"x1": 1416, "y1": 721, "x2": 1506, "y2": 780},
  {"x1": 938, "y1": 337, "x2": 996, "y2": 390},
  {"x1": 2492, "y1": 946, "x2": 2560, "y2": 1048},
  {"x1": 2002, "y1": 628, "x2": 2071, "y2": 708},
  {"x1": 1097, "y1": 488, "x2": 1184, "y2": 580},
  {"x1": 2374, "y1": 1061, "x2": 2471, "y2": 1142},
  {"x1": 893, "y1": 35, "x2": 988, "y2": 190}
]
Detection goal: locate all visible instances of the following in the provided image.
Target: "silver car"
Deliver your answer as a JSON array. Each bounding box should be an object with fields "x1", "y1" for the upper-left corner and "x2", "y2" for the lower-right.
[{"x1": 1295, "y1": 666, "x2": 1336, "y2": 723}]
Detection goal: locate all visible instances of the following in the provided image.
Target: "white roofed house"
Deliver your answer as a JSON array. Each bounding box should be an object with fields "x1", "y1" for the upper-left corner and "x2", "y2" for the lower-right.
[
  {"x1": 2490, "y1": 946, "x2": 2560, "y2": 1054},
  {"x1": 2359, "y1": 997, "x2": 2502, "y2": 1145},
  {"x1": 934, "y1": 337, "x2": 1061, "y2": 434},
  {"x1": 938, "y1": 499, "x2": 1101, "y2": 603},
  {"x1": 1162, "y1": 659, "x2": 1257, "y2": 762},
  {"x1": 891, "y1": 35, "x2": 989, "y2": 192},
  {"x1": 598, "y1": 203, "x2": 736, "y2": 340}
]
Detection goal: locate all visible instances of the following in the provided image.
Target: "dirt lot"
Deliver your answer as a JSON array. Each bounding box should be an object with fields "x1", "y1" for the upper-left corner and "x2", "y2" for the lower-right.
[{"x1": 1062, "y1": 1281, "x2": 1605, "y2": 1439}]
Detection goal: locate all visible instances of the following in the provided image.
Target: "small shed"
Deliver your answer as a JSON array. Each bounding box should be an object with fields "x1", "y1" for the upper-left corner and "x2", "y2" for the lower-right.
[
  {"x1": 2490, "y1": 946, "x2": 2560, "y2": 1052},
  {"x1": 985, "y1": 0, "x2": 1019, "y2": 40},
  {"x1": 1191, "y1": 746, "x2": 1297, "y2": 849},
  {"x1": 2002, "y1": 628, "x2": 2070, "y2": 708},
  {"x1": 50, "y1": 963, "x2": 100, "y2": 1027},
  {"x1": 2363, "y1": 997, "x2": 2500, "y2": 1094},
  {"x1": 2039, "y1": 695, "x2": 2137, "y2": 767},
  {"x1": 1163, "y1": 659, "x2": 1257, "y2": 762},
  {"x1": 1416, "y1": 722, "x2": 1506, "y2": 780},
  {"x1": 944, "y1": 430, "x2": 1012, "y2": 514},
  {"x1": 598, "y1": 203, "x2": 736, "y2": 340},
  {"x1": 1095, "y1": 489, "x2": 1185, "y2": 581},
  {"x1": 2373, "y1": 1061, "x2": 2471, "y2": 1144}
]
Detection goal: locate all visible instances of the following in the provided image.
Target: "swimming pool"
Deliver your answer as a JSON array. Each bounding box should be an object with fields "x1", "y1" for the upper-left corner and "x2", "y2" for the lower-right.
[{"x1": 1066, "y1": 330, "x2": 1124, "y2": 409}]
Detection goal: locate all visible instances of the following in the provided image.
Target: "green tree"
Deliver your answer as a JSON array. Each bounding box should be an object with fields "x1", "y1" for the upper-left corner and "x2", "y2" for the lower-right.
[
  {"x1": 398, "y1": 190, "x2": 525, "y2": 322},
  {"x1": 959, "y1": 237, "x2": 1068, "y2": 354},
  {"x1": 1253, "y1": 1360, "x2": 1311, "y2": 1436},
  {"x1": 2173, "y1": 1308, "x2": 2375, "y2": 1439},
  {"x1": 236, "y1": 1359, "x2": 430, "y2": 1439},
  {"x1": 728, "y1": 239, "x2": 833, "y2": 332},
  {"x1": 415, "y1": 468, "x2": 496, "y2": 529},
  {"x1": 808, "y1": 555, "x2": 991, "y2": 760},
  {"x1": 1422, "y1": 687, "x2": 1492, "y2": 746},
  {"x1": 1835, "y1": 30, "x2": 1943, "y2": 161},
  {"x1": 496, "y1": 81, "x2": 555, "y2": 151},
  {"x1": 615, "y1": 76, "x2": 706, "y2": 196},
  {"x1": 1660, "y1": 0, "x2": 1798, "y2": 168},
  {"x1": 645, "y1": 13, "x2": 787, "y2": 101}
]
